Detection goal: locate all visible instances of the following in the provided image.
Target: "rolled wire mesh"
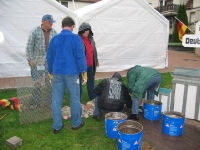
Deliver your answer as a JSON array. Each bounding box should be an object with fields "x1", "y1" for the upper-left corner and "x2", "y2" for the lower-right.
[{"x1": 16, "y1": 63, "x2": 52, "y2": 124}]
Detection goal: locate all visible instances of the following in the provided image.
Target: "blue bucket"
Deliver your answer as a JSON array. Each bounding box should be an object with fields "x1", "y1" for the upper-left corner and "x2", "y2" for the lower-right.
[
  {"x1": 117, "y1": 120, "x2": 143, "y2": 150},
  {"x1": 105, "y1": 112, "x2": 127, "y2": 139},
  {"x1": 162, "y1": 111, "x2": 185, "y2": 136},
  {"x1": 143, "y1": 100, "x2": 162, "y2": 121}
]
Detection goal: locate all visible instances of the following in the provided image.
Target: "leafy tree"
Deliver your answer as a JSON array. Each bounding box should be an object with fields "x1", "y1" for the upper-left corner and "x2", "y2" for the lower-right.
[{"x1": 171, "y1": 4, "x2": 188, "y2": 43}]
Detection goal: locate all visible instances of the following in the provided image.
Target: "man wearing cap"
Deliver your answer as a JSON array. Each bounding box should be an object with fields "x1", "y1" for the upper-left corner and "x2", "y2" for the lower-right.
[{"x1": 26, "y1": 14, "x2": 57, "y2": 108}]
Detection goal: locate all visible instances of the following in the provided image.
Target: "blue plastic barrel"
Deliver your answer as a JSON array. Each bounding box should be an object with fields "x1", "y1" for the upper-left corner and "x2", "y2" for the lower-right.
[
  {"x1": 117, "y1": 120, "x2": 143, "y2": 150},
  {"x1": 162, "y1": 111, "x2": 185, "y2": 136},
  {"x1": 143, "y1": 100, "x2": 162, "y2": 121},
  {"x1": 105, "y1": 112, "x2": 127, "y2": 139}
]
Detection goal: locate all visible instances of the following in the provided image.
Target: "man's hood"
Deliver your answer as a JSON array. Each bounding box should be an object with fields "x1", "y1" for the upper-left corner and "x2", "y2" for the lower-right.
[{"x1": 112, "y1": 72, "x2": 122, "y2": 81}]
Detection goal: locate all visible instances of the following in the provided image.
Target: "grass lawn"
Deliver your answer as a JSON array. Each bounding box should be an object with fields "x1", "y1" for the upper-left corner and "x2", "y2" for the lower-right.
[{"x1": 0, "y1": 73, "x2": 172, "y2": 150}]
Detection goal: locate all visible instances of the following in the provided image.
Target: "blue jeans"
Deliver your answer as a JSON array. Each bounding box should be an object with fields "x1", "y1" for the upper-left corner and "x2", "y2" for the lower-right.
[
  {"x1": 87, "y1": 66, "x2": 96, "y2": 100},
  {"x1": 52, "y1": 75, "x2": 82, "y2": 130},
  {"x1": 31, "y1": 66, "x2": 43, "y2": 104},
  {"x1": 131, "y1": 75, "x2": 162, "y2": 114},
  {"x1": 31, "y1": 62, "x2": 51, "y2": 104},
  {"x1": 79, "y1": 73, "x2": 82, "y2": 98},
  {"x1": 93, "y1": 97, "x2": 101, "y2": 116}
]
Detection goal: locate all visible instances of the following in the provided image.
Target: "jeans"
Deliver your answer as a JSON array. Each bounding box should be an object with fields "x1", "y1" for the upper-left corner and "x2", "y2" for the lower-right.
[
  {"x1": 31, "y1": 66, "x2": 43, "y2": 104},
  {"x1": 52, "y1": 74, "x2": 82, "y2": 130},
  {"x1": 131, "y1": 75, "x2": 162, "y2": 114},
  {"x1": 31, "y1": 62, "x2": 51, "y2": 105},
  {"x1": 87, "y1": 66, "x2": 96, "y2": 100},
  {"x1": 79, "y1": 73, "x2": 82, "y2": 98},
  {"x1": 93, "y1": 97, "x2": 101, "y2": 116}
]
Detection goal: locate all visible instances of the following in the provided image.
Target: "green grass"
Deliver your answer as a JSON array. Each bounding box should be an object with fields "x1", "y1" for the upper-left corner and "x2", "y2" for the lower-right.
[
  {"x1": 0, "y1": 73, "x2": 172, "y2": 150},
  {"x1": 160, "y1": 72, "x2": 173, "y2": 89},
  {"x1": 168, "y1": 42, "x2": 183, "y2": 46}
]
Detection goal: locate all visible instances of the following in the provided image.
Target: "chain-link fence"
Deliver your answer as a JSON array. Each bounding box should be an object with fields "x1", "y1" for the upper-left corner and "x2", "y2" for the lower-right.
[{"x1": 16, "y1": 62, "x2": 52, "y2": 124}]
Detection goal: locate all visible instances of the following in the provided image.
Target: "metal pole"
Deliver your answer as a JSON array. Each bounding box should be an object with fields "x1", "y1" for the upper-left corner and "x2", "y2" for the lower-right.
[
  {"x1": 175, "y1": 16, "x2": 195, "y2": 34},
  {"x1": 72, "y1": 0, "x2": 76, "y2": 11}
]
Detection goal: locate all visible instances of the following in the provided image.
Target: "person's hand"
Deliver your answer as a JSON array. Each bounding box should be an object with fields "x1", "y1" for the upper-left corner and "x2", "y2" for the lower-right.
[
  {"x1": 28, "y1": 59, "x2": 36, "y2": 67},
  {"x1": 48, "y1": 73, "x2": 53, "y2": 85},
  {"x1": 96, "y1": 62, "x2": 99, "y2": 67},
  {"x1": 82, "y1": 72, "x2": 87, "y2": 85},
  {"x1": 129, "y1": 93, "x2": 133, "y2": 99}
]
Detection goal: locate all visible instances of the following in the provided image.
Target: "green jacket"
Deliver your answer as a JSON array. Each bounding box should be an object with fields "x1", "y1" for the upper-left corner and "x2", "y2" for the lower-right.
[{"x1": 127, "y1": 65, "x2": 161, "y2": 99}]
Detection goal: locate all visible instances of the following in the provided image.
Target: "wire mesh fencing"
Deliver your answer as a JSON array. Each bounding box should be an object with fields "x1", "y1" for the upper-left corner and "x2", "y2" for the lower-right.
[{"x1": 16, "y1": 63, "x2": 52, "y2": 124}]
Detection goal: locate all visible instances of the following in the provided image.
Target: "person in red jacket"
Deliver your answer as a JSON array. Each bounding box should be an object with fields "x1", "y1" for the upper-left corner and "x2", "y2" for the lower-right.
[{"x1": 78, "y1": 22, "x2": 99, "y2": 101}]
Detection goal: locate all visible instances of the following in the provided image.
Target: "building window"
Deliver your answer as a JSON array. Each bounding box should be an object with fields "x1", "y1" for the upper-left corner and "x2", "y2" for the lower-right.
[
  {"x1": 166, "y1": 0, "x2": 173, "y2": 5},
  {"x1": 166, "y1": 17, "x2": 173, "y2": 29},
  {"x1": 160, "y1": 0, "x2": 173, "y2": 6},
  {"x1": 160, "y1": 0, "x2": 163, "y2": 6},
  {"x1": 170, "y1": 20, "x2": 172, "y2": 28},
  {"x1": 61, "y1": 1, "x2": 68, "y2": 7},
  {"x1": 169, "y1": 18, "x2": 172, "y2": 28},
  {"x1": 190, "y1": 12, "x2": 195, "y2": 23}
]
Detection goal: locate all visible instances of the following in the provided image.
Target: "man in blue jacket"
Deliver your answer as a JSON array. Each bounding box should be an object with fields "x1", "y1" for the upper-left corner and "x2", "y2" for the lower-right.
[{"x1": 47, "y1": 16, "x2": 87, "y2": 134}]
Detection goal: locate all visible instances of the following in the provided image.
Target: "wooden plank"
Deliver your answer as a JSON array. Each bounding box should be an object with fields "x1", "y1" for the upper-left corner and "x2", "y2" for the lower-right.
[{"x1": 138, "y1": 113, "x2": 200, "y2": 150}]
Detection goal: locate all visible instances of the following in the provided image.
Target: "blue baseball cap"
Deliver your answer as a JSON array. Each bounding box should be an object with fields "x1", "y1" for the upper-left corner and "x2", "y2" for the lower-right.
[{"x1": 42, "y1": 14, "x2": 56, "y2": 23}]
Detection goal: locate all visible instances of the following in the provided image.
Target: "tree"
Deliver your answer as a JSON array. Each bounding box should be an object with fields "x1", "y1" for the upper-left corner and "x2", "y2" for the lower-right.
[{"x1": 171, "y1": 4, "x2": 188, "y2": 43}]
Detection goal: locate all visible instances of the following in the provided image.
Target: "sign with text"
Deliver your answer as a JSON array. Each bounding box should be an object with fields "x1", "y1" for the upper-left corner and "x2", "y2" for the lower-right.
[
  {"x1": 195, "y1": 21, "x2": 200, "y2": 35},
  {"x1": 182, "y1": 35, "x2": 200, "y2": 47},
  {"x1": 182, "y1": 21, "x2": 200, "y2": 47}
]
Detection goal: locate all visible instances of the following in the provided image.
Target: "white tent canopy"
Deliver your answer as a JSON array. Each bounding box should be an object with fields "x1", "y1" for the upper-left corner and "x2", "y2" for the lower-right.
[
  {"x1": 0, "y1": 0, "x2": 78, "y2": 78},
  {"x1": 75, "y1": 0, "x2": 169, "y2": 72},
  {"x1": 0, "y1": 0, "x2": 169, "y2": 78}
]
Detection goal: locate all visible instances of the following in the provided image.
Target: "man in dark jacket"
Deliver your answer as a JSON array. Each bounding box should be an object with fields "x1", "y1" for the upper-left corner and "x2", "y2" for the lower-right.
[{"x1": 93, "y1": 72, "x2": 132, "y2": 120}]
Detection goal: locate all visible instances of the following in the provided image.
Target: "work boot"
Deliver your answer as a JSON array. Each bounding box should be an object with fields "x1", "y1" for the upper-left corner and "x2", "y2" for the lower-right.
[
  {"x1": 128, "y1": 114, "x2": 139, "y2": 121},
  {"x1": 93, "y1": 115, "x2": 101, "y2": 120},
  {"x1": 72, "y1": 120, "x2": 84, "y2": 130},
  {"x1": 53, "y1": 124, "x2": 64, "y2": 134}
]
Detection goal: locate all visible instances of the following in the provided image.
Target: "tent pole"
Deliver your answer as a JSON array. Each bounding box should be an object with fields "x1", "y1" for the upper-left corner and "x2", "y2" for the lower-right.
[{"x1": 72, "y1": 0, "x2": 76, "y2": 11}]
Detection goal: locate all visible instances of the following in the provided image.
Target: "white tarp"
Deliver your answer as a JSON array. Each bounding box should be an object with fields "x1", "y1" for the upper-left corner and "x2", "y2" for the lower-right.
[
  {"x1": 75, "y1": 0, "x2": 169, "y2": 72},
  {"x1": 0, "y1": 0, "x2": 78, "y2": 78},
  {"x1": 0, "y1": 0, "x2": 169, "y2": 78}
]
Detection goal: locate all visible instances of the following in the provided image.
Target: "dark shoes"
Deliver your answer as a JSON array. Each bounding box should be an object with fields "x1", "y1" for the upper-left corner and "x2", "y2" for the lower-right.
[
  {"x1": 139, "y1": 106, "x2": 143, "y2": 112},
  {"x1": 53, "y1": 124, "x2": 64, "y2": 134},
  {"x1": 93, "y1": 115, "x2": 101, "y2": 120},
  {"x1": 128, "y1": 114, "x2": 139, "y2": 121},
  {"x1": 72, "y1": 120, "x2": 84, "y2": 130}
]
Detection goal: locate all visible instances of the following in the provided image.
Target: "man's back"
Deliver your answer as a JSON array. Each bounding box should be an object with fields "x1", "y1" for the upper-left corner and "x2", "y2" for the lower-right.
[
  {"x1": 47, "y1": 29, "x2": 86, "y2": 75},
  {"x1": 94, "y1": 72, "x2": 128, "y2": 112}
]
